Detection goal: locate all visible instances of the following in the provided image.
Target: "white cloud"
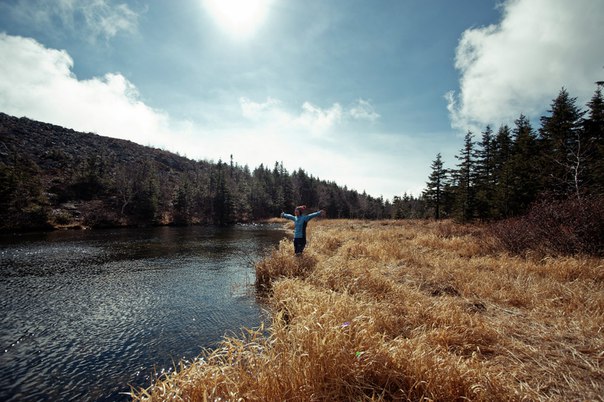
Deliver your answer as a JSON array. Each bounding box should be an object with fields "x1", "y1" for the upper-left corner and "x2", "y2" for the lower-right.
[
  {"x1": 447, "y1": 0, "x2": 604, "y2": 132},
  {"x1": 349, "y1": 99, "x2": 380, "y2": 122},
  {"x1": 239, "y1": 97, "x2": 379, "y2": 137},
  {"x1": 5, "y1": 0, "x2": 139, "y2": 42},
  {"x1": 296, "y1": 102, "x2": 343, "y2": 136},
  {"x1": 240, "y1": 96, "x2": 282, "y2": 119},
  {"x1": 0, "y1": 33, "x2": 172, "y2": 148}
]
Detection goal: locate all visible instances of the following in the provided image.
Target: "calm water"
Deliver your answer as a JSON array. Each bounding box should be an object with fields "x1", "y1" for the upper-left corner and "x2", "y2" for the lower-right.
[{"x1": 0, "y1": 225, "x2": 285, "y2": 401}]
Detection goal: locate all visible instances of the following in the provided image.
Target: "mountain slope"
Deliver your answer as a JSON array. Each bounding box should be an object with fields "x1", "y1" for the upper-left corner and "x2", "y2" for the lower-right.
[{"x1": 0, "y1": 113, "x2": 386, "y2": 231}]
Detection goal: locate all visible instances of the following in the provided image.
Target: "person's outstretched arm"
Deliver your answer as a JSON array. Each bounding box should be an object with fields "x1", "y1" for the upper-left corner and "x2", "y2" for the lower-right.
[
  {"x1": 281, "y1": 212, "x2": 295, "y2": 221},
  {"x1": 306, "y1": 210, "x2": 323, "y2": 220}
]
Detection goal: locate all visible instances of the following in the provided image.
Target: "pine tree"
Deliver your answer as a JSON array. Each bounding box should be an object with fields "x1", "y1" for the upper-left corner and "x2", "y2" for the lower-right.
[{"x1": 423, "y1": 153, "x2": 447, "y2": 219}]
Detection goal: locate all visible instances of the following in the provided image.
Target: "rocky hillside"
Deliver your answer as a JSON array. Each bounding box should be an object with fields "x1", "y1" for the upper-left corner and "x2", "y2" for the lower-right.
[
  {"x1": 0, "y1": 112, "x2": 214, "y2": 231},
  {"x1": 0, "y1": 112, "x2": 203, "y2": 176}
]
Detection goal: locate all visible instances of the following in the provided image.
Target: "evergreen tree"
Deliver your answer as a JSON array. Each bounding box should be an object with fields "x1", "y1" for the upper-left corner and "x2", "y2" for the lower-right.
[
  {"x1": 508, "y1": 114, "x2": 540, "y2": 214},
  {"x1": 452, "y1": 131, "x2": 475, "y2": 222},
  {"x1": 492, "y1": 125, "x2": 514, "y2": 218},
  {"x1": 584, "y1": 84, "x2": 604, "y2": 194},
  {"x1": 473, "y1": 125, "x2": 496, "y2": 220},
  {"x1": 539, "y1": 88, "x2": 586, "y2": 198},
  {"x1": 423, "y1": 153, "x2": 447, "y2": 219}
]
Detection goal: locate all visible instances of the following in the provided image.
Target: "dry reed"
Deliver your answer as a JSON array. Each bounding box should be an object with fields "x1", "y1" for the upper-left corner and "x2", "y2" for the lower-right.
[{"x1": 131, "y1": 219, "x2": 604, "y2": 401}]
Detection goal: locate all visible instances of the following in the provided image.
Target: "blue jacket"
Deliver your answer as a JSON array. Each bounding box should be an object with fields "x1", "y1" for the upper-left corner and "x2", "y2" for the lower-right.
[{"x1": 281, "y1": 211, "x2": 322, "y2": 238}]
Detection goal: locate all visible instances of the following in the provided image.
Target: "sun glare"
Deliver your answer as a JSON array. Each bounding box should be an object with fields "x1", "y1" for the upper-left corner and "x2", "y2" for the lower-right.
[{"x1": 203, "y1": 0, "x2": 271, "y2": 38}]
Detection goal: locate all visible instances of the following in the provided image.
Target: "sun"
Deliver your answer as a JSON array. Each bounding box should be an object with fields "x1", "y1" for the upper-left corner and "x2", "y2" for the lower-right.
[{"x1": 203, "y1": 0, "x2": 271, "y2": 38}]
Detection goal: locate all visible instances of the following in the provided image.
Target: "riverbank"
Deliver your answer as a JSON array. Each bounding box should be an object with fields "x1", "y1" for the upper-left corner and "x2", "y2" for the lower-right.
[{"x1": 131, "y1": 219, "x2": 604, "y2": 401}]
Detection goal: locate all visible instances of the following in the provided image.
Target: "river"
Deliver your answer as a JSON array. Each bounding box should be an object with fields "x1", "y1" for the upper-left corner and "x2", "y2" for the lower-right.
[{"x1": 0, "y1": 224, "x2": 285, "y2": 401}]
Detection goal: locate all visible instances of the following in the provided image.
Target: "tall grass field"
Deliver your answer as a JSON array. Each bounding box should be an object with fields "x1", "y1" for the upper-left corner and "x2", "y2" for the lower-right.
[{"x1": 131, "y1": 219, "x2": 603, "y2": 401}]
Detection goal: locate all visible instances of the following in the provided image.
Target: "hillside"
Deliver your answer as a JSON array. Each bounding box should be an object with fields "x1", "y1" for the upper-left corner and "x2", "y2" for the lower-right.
[{"x1": 0, "y1": 112, "x2": 387, "y2": 231}]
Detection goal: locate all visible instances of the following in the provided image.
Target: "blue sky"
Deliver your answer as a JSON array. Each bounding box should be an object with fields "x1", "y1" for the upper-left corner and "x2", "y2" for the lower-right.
[{"x1": 1, "y1": 1, "x2": 602, "y2": 199}]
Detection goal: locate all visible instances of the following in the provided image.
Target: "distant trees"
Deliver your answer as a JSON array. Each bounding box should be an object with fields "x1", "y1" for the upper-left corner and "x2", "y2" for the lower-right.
[{"x1": 423, "y1": 85, "x2": 604, "y2": 222}]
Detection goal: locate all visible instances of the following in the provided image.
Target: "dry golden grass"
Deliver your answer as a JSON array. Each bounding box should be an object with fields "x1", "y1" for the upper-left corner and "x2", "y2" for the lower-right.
[{"x1": 131, "y1": 219, "x2": 604, "y2": 401}]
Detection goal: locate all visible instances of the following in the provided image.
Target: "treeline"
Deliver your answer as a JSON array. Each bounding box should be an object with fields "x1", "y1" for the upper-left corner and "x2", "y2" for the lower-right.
[
  {"x1": 2, "y1": 84, "x2": 602, "y2": 232},
  {"x1": 423, "y1": 85, "x2": 604, "y2": 221},
  {"x1": 0, "y1": 113, "x2": 388, "y2": 231}
]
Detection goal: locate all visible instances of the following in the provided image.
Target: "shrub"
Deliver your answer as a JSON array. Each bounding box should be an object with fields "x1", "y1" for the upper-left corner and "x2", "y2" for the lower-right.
[{"x1": 489, "y1": 196, "x2": 604, "y2": 256}]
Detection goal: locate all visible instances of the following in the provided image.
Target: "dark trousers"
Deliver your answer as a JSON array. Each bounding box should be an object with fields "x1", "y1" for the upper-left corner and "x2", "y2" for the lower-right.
[{"x1": 294, "y1": 237, "x2": 307, "y2": 254}]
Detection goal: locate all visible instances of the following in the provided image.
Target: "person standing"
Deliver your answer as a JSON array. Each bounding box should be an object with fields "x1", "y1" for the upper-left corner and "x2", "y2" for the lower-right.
[{"x1": 280, "y1": 205, "x2": 324, "y2": 254}]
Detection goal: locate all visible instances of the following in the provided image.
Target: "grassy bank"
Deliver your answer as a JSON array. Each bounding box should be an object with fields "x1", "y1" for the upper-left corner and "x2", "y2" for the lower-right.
[{"x1": 131, "y1": 219, "x2": 604, "y2": 401}]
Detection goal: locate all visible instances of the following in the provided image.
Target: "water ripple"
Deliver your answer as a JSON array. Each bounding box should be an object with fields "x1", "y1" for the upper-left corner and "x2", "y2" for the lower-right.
[{"x1": 0, "y1": 225, "x2": 284, "y2": 401}]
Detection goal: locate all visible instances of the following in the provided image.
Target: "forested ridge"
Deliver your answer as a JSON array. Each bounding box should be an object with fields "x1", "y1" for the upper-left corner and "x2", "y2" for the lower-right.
[
  {"x1": 0, "y1": 112, "x2": 388, "y2": 231},
  {"x1": 424, "y1": 85, "x2": 604, "y2": 221}
]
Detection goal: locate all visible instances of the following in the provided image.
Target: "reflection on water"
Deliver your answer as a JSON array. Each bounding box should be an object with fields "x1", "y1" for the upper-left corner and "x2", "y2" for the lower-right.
[{"x1": 0, "y1": 225, "x2": 284, "y2": 401}]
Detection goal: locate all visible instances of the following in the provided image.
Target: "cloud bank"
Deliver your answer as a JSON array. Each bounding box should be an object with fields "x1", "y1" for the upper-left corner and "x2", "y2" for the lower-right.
[
  {"x1": 447, "y1": 0, "x2": 604, "y2": 132},
  {"x1": 0, "y1": 33, "x2": 173, "y2": 148}
]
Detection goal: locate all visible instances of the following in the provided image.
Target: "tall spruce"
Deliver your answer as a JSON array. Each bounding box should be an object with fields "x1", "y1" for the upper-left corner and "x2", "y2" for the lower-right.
[
  {"x1": 508, "y1": 114, "x2": 540, "y2": 215},
  {"x1": 473, "y1": 125, "x2": 496, "y2": 220},
  {"x1": 423, "y1": 153, "x2": 447, "y2": 219},
  {"x1": 584, "y1": 84, "x2": 604, "y2": 194},
  {"x1": 539, "y1": 88, "x2": 586, "y2": 198},
  {"x1": 491, "y1": 125, "x2": 513, "y2": 218},
  {"x1": 452, "y1": 131, "x2": 475, "y2": 222}
]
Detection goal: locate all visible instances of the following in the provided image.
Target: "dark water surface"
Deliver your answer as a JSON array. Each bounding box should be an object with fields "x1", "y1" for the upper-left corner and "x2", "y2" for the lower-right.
[{"x1": 0, "y1": 225, "x2": 285, "y2": 401}]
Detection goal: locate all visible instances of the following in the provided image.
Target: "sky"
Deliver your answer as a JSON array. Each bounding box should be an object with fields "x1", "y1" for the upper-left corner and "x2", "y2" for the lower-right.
[{"x1": 0, "y1": 0, "x2": 602, "y2": 200}]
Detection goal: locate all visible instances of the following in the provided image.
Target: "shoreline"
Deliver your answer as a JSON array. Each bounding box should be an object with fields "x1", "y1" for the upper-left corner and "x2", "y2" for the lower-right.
[{"x1": 0, "y1": 217, "x2": 290, "y2": 236}]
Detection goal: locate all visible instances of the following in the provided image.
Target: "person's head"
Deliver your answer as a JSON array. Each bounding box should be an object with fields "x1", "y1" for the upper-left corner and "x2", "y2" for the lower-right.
[{"x1": 294, "y1": 205, "x2": 306, "y2": 216}]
